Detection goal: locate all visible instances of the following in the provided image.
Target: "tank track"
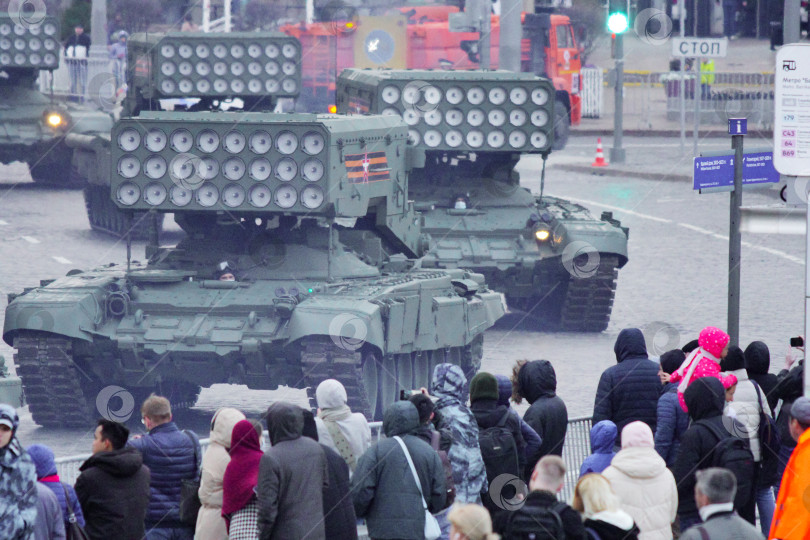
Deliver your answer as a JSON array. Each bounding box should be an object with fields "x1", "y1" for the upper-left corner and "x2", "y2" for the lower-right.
[
  {"x1": 301, "y1": 337, "x2": 374, "y2": 420},
  {"x1": 84, "y1": 185, "x2": 163, "y2": 240},
  {"x1": 559, "y1": 254, "x2": 620, "y2": 333},
  {"x1": 14, "y1": 333, "x2": 92, "y2": 428}
]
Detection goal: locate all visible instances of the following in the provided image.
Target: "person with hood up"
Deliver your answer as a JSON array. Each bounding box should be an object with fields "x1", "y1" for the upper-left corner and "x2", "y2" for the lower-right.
[
  {"x1": 314, "y1": 379, "x2": 371, "y2": 474},
  {"x1": 744, "y1": 341, "x2": 778, "y2": 414},
  {"x1": 222, "y1": 419, "x2": 264, "y2": 539},
  {"x1": 301, "y1": 409, "x2": 358, "y2": 540},
  {"x1": 579, "y1": 420, "x2": 618, "y2": 477},
  {"x1": 351, "y1": 401, "x2": 446, "y2": 540},
  {"x1": 573, "y1": 473, "x2": 640, "y2": 540},
  {"x1": 721, "y1": 345, "x2": 774, "y2": 533},
  {"x1": 495, "y1": 374, "x2": 542, "y2": 466},
  {"x1": 673, "y1": 377, "x2": 754, "y2": 531},
  {"x1": 257, "y1": 402, "x2": 328, "y2": 540},
  {"x1": 196, "y1": 407, "x2": 246, "y2": 540},
  {"x1": 602, "y1": 421, "x2": 678, "y2": 539},
  {"x1": 511, "y1": 359, "x2": 568, "y2": 473},
  {"x1": 27, "y1": 444, "x2": 85, "y2": 530},
  {"x1": 655, "y1": 349, "x2": 691, "y2": 469},
  {"x1": 0, "y1": 404, "x2": 37, "y2": 540},
  {"x1": 431, "y1": 363, "x2": 487, "y2": 503},
  {"x1": 669, "y1": 326, "x2": 736, "y2": 412},
  {"x1": 593, "y1": 328, "x2": 662, "y2": 441},
  {"x1": 75, "y1": 419, "x2": 150, "y2": 540}
]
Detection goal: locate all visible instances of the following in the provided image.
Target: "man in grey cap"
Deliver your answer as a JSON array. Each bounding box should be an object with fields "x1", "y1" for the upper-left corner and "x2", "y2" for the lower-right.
[
  {"x1": 770, "y1": 396, "x2": 810, "y2": 539},
  {"x1": 0, "y1": 403, "x2": 38, "y2": 539}
]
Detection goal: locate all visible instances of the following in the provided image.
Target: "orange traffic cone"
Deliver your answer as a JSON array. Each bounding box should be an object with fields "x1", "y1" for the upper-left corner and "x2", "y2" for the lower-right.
[{"x1": 591, "y1": 137, "x2": 608, "y2": 167}]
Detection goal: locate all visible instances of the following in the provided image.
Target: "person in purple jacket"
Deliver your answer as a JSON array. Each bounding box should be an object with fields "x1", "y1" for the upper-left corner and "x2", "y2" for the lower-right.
[
  {"x1": 27, "y1": 444, "x2": 85, "y2": 530},
  {"x1": 495, "y1": 374, "x2": 543, "y2": 476},
  {"x1": 579, "y1": 420, "x2": 618, "y2": 478}
]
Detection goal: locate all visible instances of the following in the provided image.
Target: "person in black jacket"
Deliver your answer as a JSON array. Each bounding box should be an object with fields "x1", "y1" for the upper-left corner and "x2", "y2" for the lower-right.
[
  {"x1": 744, "y1": 341, "x2": 778, "y2": 414},
  {"x1": 593, "y1": 328, "x2": 662, "y2": 445},
  {"x1": 655, "y1": 349, "x2": 690, "y2": 469},
  {"x1": 512, "y1": 359, "x2": 568, "y2": 473},
  {"x1": 75, "y1": 419, "x2": 150, "y2": 540},
  {"x1": 301, "y1": 409, "x2": 357, "y2": 540},
  {"x1": 470, "y1": 372, "x2": 527, "y2": 516},
  {"x1": 494, "y1": 455, "x2": 586, "y2": 540},
  {"x1": 771, "y1": 354, "x2": 803, "y2": 496},
  {"x1": 673, "y1": 377, "x2": 753, "y2": 532},
  {"x1": 351, "y1": 401, "x2": 445, "y2": 540}
]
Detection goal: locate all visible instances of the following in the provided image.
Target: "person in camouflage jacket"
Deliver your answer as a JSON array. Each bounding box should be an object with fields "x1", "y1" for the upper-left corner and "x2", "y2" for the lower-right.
[
  {"x1": 0, "y1": 404, "x2": 38, "y2": 540},
  {"x1": 431, "y1": 363, "x2": 488, "y2": 503}
]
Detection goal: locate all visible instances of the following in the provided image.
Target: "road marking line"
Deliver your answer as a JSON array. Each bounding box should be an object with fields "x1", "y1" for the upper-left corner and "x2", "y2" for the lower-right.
[
  {"x1": 561, "y1": 196, "x2": 674, "y2": 223},
  {"x1": 21, "y1": 236, "x2": 40, "y2": 244},
  {"x1": 561, "y1": 197, "x2": 803, "y2": 265},
  {"x1": 52, "y1": 256, "x2": 72, "y2": 265}
]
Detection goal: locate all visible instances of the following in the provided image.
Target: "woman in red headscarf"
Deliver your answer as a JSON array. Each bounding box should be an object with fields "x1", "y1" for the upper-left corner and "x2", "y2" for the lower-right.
[
  {"x1": 222, "y1": 419, "x2": 264, "y2": 539},
  {"x1": 669, "y1": 326, "x2": 737, "y2": 412}
]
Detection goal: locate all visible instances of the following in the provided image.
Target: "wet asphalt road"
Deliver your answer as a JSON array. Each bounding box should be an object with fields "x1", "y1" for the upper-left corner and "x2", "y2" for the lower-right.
[{"x1": 0, "y1": 135, "x2": 803, "y2": 457}]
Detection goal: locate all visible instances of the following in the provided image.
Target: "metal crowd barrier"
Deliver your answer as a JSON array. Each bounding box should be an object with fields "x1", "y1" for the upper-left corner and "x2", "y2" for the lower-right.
[
  {"x1": 55, "y1": 417, "x2": 594, "y2": 501},
  {"x1": 37, "y1": 49, "x2": 124, "y2": 103},
  {"x1": 580, "y1": 68, "x2": 603, "y2": 119}
]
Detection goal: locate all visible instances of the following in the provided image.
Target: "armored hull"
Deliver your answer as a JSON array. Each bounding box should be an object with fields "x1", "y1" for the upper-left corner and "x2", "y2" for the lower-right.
[
  {"x1": 4, "y1": 231, "x2": 502, "y2": 425},
  {"x1": 0, "y1": 16, "x2": 112, "y2": 185},
  {"x1": 416, "y1": 178, "x2": 627, "y2": 331}
]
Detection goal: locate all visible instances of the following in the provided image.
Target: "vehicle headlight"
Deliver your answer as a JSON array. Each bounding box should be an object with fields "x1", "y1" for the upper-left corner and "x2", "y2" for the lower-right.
[
  {"x1": 43, "y1": 109, "x2": 69, "y2": 130},
  {"x1": 534, "y1": 224, "x2": 551, "y2": 242}
]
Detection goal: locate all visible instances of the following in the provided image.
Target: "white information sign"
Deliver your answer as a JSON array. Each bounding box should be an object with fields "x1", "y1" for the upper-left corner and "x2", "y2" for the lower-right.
[
  {"x1": 774, "y1": 44, "x2": 810, "y2": 176},
  {"x1": 671, "y1": 37, "x2": 728, "y2": 58}
]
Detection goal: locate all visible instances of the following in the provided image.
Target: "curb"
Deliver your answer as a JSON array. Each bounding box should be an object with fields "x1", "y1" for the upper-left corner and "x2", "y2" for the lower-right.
[
  {"x1": 572, "y1": 128, "x2": 774, "y2": 139},
  {"x1": 550, "y1": 163, "x2": 692, "y2": 182}
]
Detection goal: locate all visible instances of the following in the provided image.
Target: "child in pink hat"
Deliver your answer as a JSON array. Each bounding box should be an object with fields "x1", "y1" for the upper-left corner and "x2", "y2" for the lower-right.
[{"x1": 669, "y1": 327, "x2": 737, "y2": 412}]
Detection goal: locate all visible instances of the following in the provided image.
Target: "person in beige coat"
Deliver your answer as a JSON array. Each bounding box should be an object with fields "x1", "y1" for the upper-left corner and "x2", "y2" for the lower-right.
[
  {"x1": 195, "y1": 407, "x2": 246, "y2": 540},
  {"x1": 602, "y1": 421, "x2": 678, "y2": 540}
]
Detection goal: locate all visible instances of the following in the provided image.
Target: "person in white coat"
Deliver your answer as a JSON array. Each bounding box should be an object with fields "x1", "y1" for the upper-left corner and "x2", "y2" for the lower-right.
[
  {"x1": 314, "y1": 379, "x2": 371, "y2": 473},
  {"x1": 602, "y1": 421, "x2": 678, "y2": 540},
  {"x1": 195, "y1": 407, "x2": 246, "y2": 540},
  {"x1": 720, "y1": 344, "x2": 774, "y2": 531}
]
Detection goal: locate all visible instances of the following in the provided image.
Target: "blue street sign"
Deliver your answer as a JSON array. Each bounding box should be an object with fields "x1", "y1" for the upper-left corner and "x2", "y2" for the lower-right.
[
  {"x1": 728, "y1": 118, "x2": 747, "y2": 135},
  {"x1": 693, "y1": 151, "x2": 780, "y2": 190}
]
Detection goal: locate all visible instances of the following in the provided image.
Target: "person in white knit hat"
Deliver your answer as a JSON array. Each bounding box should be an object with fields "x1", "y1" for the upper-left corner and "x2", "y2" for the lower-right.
[{"x1": 314, "y1": 379, "x2": 371, "y2": 473}]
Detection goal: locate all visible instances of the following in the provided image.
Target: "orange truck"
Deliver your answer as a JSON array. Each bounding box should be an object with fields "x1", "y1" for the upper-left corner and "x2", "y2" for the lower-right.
[{"x1": 281, "y1": 5, "x2": 581, "y2": 149}]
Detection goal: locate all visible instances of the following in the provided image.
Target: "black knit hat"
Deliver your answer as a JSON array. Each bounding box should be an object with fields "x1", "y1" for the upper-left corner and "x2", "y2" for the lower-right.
[
  {"x1": 660, "y1": 349, "x2": 686, "y2": 375},
  {"x1": 720, "y1": 345, "x2": 746, "y2": 372},
  {"x1": 409, "y1": 393, "x2": 434, "y2": 424},
  {"x1": 469, "y1": 372, "x2": 499, "y2": 402}
]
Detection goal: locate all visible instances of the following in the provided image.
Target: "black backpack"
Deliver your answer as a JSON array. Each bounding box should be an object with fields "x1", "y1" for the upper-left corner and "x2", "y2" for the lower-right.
[
  {"x1": 695, "y1": 419, "x2": 755, "y2": 512},
  {"x1": 504, "y1": 500, "x2": 567, "y2": 540},
  {"x1": 479, "y1": 410, "x2": 520, "y2": 482}
]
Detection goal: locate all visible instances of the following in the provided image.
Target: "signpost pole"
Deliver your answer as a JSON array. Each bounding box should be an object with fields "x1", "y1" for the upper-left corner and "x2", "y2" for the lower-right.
[
  {"x1": 680, "y1": 7, "x2": 686, "y2": 154},
  {"x1": 694, "y1": 58, "x2": 701, "y2": 156},
  {"x1": 611, "y1": 33, "x2": 626, "y2": 163},
  {"x1": 728, "y1": 122, "x2": 745, "y2": 346}
]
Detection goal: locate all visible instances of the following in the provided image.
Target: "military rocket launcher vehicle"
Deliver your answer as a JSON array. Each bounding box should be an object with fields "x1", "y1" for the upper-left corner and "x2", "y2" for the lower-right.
[
  {"x1": 0, "y1": 15, "x2": 112, "y2": 184},
  {"x1": 4, "y1": 112, "x2": 505, "y2": 426},
  {"x1": 74, "y1": 30, "x2": 302, "y2": 238},
  {"x1": 338, "y1": 69, "x2": 628, "y2": 331}
]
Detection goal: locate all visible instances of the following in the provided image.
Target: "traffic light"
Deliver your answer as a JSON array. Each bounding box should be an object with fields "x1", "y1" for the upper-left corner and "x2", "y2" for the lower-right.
[{"x1": 607, "y1": 0, "x2": 629, "y2": 33}]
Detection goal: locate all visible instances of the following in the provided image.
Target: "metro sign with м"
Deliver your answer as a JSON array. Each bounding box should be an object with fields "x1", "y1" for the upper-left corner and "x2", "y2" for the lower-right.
[{"x1": 672, "y1": 37, "x2": 728, "y2": 58}]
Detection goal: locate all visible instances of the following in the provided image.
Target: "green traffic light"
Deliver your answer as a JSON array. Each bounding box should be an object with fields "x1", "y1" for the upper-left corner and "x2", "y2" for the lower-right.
[{"x1": 607, "y1": 12, "x2": 629, "y2": 34}]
